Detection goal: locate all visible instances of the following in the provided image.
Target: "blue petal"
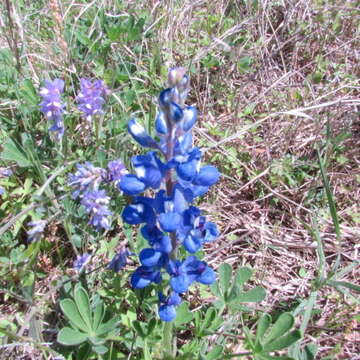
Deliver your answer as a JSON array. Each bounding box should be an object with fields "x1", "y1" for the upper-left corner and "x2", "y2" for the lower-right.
[
  {"x1": 169, "y1": 102, "x2": 183, "y2": 123},
  {"x1": 159, "y1": 88, "x2": 172, "y2": 107},
  {"x1": 128, "y1": 118, "x2": 158, "y2": 148},
  {"x1": 155, "y1": 112, "x2": 168, "y2": 134},
  {"x1": 122, "y1": 204, "x2": 145, "y2": 225},
  {"x1": 183, "y1": 235, "x2": 202, "y2": 254},
  {"x1": 159, "y1": 212, "x2": 181, "y2": 232},
  {"x1": 119, "y1": 174, "x2": 146, "y2": 195},
  {"x1": 177, "y1": 160, "x2": 197, "y2": 181},
  {"x1": 168, "y1": 292, "x2": 182, "y2": 306},
  {"x1": 204, "y1": 222, "x2": 219, "y2": 242},
  {"x1": 197, "y1": 266, "x2": 216, "y2": 285},
  {"x1": 194, "y1": 165, "x2": 220, "y2": 187},
  {"x1": 131, "y1": 272, "x2": 152, "y2": 289},
  {"x1": 154, "y1": 235, "x2": 172, "y2": 254},
  {"x1": 182, "y1": 106, "x2": 197, "y2": 132},
  {"x1": 159, "y1": 304, "x2": 176, "y2": 322},
  {"x1": 194, "y1": 165, "x2": 220, "y2": 186},
  {"x1": 170, "y1": 274, "x2": 191, "y2": 293},
  {"x1": 139, "y1": 248, "x2": 163, "y2": 267}
]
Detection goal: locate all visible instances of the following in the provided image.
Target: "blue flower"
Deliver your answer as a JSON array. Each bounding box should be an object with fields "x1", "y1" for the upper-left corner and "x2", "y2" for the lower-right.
[
  {"x1": 108, "y1": 249, "x2": 133, "y2": 272},
  {"x1": 168, "y1": 256, "x2": 215, "y2": 293},
  {"x1": 39, "y1": 79, "x2": 65, "y2": 141},
  {"x1": 131, "y1": 265, "x2": 162, "y2": 289},
  {"x1": 68, "y1": 162, "x2": 106, "y2": 199},
  {"x1": 76, "y1": 79, "x2": 110, "y2": 123},
  {"x1": 81, "y1": 190, "x2": 112, "y2": 230},
  {"x1": 27, "y1": 220, "x2": 47, "y2": 242},
  {"x1": 0, "y1": 186, "x2": 4, "y2": 196},
  {"x1": 74, "y1": 253, "x2": 91, "y2": 272},
  {"x1": 158, "y1": 291, "x2": 182, "y2": 322}
]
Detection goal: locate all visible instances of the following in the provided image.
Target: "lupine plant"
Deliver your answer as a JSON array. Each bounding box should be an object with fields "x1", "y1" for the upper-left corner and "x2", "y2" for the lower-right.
[{"x1": 113, "y1": 67, "x2": 220, "y2": 356}]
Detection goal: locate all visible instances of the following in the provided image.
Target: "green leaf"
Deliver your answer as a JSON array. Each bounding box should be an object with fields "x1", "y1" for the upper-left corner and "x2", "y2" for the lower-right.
[
  {"x1": 88, "y1": 336, "x2": 106, "y2": 346},
  {"x1": 256, "y1": 314, "x2": 271, "y2": 345},
  {"x1": 237, "y1": 287, "x2": 266, "y2": 303},
  {"x1": 92, "y1": 302, "x2": 105, "y2": 331},
  {"x1": 95, "y1": 317, "x2": 119, "y2": 337},
  {"x1": 60, "y1": 299, "x2": 90, "y2": 332},
  {"x1": 199, "y1": 308, "x2": 216, "y2": 336},
  {"x1": 235, "y1": 267, "x2": 253, "y2": 287},
  {"x1": 262, "y1": 330, "x2": 301, "y2": 352},
  {"x1": 175, "y1": 301, "x2": 194, "y2": 326},
  {"x1": 74, "y1": 286, "x2": 92, "y2": 331},
  {"x1": 92, "y1": 344, "x2": 108, "y2": 355},
  {"x1": 205, "y1": 344, "x2": 223, "y2": 360},
  {"x1": 133, "y1": 320, "x2": 146, "y2": 338},
  {"x1": 218, "y1": 263, "x2": 232, "y2": 296},
  {"x1": 1, "y1": 138, "x2": 31, "y2": 167},
  {"x1": 327, "y1": 280, "x2": 360, "y2": 292},
  {"x1": 264, "y1": 313, "x2": 294, "y2": 344},
  {"x1": 20, "y1": 79, "x2": 39, "y2": 106},
  {"x1": 147, "y1": 318, "x2": 157, "y2": 335},
  {"x1": 57, "y1": 327, "x2": 87, "y2": 346}
]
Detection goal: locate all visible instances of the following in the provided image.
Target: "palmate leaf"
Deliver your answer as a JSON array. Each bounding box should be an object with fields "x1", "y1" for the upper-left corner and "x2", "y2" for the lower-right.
[
  {"x1": 237, "y1": 287, "x2": 266, "y2": 303},
  {"x1": 57, "y1": 327, "x2": 88, "y2": 346},
  {"x1": 263, "y1": 313, "x2": 294, "y2": 344},
  {"x1": 74, "y1": 285, "x2": 92, "y2": 331},
  {"x1": 263, "y1": 330, "x2": 301, "y2": 352},
  {"x1": 218, "y1": 263, "x2": 232, "y2": 296},
  {"x1": 92, "y1": 302, "x2": 105, "y2": 331},
  {"x1": 1, "y1": 137, "x2": 32, "y2": 167},
  {"x1": 60, "y1": 299, "x2": 90, "y2": 333}
]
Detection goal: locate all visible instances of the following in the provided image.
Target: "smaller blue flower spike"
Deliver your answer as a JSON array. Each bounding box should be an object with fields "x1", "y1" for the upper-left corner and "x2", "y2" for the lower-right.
[
  {"x1": 108, "y1": 249, "x2": 133, "y2": 272},
  {"x1": 27, "y1": 220, "x2": 47, "y2": 242},
  {"x1": 76, "y1": 79, "x2": 110, "y2": 123},
  {"x1": 68, "y1": 162, "x2": 106, "y2": 199},
  {"x1": 158, "y1": 292, "x2": 182, "y2": 322},
  {"x1": 120, "y1": 67, "x2": 220, "y2": 321},
  {"x1": 39, "y1": 79, "x2": 66, "y2": 141},
  {"x1": 81, "y1": 190, "x2": 112, "y2": 230}
]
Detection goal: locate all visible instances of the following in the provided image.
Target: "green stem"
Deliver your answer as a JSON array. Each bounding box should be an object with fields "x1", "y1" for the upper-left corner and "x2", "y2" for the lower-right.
[{"x1": 163, "y1": 321, "x2": 174, "y2": 359}]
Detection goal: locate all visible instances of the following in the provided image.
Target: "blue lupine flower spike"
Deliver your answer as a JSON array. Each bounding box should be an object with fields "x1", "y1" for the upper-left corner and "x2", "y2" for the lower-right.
[
  {"x1": 76, "y1": 79, "x2": 110, "y2": 123},
  {"x1": 120, "y1": 67, "x2": 220, "y2": 321},
  {"x1": 39, "y1": 79, "x2": 66, "y2": 141}
]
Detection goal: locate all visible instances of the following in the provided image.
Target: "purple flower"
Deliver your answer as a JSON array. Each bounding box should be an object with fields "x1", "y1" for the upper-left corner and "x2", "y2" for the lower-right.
[
  {"x1": 68, "y1": 162, "x2": 106, "y2": 199},
  {"x1": 106, "y1": 160, "x2": 127, "y2": 183},
  {"x1": 0, "y1": 186, "x2": 4, "y2": 196},
  {"x1": 39, "y1": 79, "x2": 65, "y2": 141},
  {"x1": 81, "y1": 190, "x2": 112, "y2": 230},
  {"x1": 107, "y1": 248, "x2": 133, "y2": 272},
  {"x1": 76, "y1": 79, "x2": 110, "y2": 123},
  {"x1": 27, "y1": 220, "x2": 47, "y2": 242},
  {"x1": 73, "y1": 253, "x2": 91, "y2": 272},
  {"x1": 0, "y1": 168, "x2": 13, "y2": 177}
]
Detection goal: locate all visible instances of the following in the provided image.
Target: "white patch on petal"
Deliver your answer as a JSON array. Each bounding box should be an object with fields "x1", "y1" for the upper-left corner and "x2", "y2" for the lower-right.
[
  {"x1": 130, "y1": 121, "x2": 145, "y2": 136},
  {"x1": 86, "y1": 103, "x2": 92, "y2": 109},
  {"x1": 47, "y1": 111, "x2": 52, "y2": 117},
  {"x1": 53, "y1": 102, "x2": 61, "y2": 108},
  {"x1": 135, "y1": 166, "x2": 146, "y2": 179}
]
